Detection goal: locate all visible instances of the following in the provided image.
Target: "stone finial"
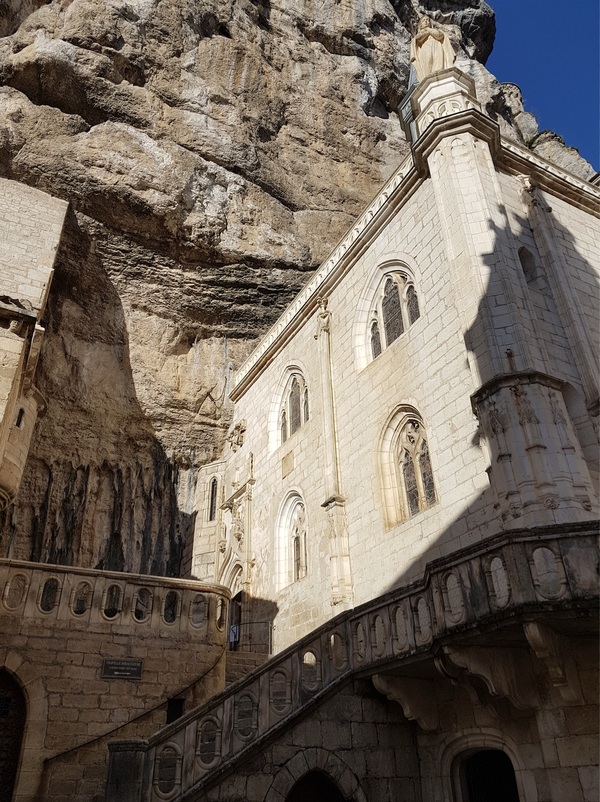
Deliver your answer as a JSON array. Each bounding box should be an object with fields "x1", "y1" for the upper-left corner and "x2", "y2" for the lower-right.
[{"x1": 410, "y1": 16, "x2": 456, "y2": 81}]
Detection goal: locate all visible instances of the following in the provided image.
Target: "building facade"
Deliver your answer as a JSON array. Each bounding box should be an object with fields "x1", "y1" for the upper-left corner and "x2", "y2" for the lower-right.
[{"x1": 0, "y1": 67, "x2": 598, "y2": 802}]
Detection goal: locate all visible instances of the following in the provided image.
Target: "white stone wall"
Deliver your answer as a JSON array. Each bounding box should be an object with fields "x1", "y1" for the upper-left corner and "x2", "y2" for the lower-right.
[{"x1": 194, "y1": 110, "x2": 600, "y2": 654}]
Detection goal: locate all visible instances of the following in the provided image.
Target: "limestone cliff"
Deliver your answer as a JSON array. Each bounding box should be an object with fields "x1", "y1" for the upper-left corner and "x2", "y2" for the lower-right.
[{"x1": 0, "y1": 0, "x2": 592, "y2": 574}]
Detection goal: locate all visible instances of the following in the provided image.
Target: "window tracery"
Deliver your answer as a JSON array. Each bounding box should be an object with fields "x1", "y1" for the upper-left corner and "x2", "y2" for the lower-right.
[
  {"x1": 380, "y1": 408, "x2": 437, "y2": 527},
  {"x1": 397, "y1": 419, "x2": 436, "y2": 517},
  {"x1": 276, "y1": 494, "x2": 308, "y2": 589},
  {"x1": 279, "y1": 373, "x2": 310, "y2": 445},
  {"x1": 368, "y1": 272, "x2": 420, "y2": 361}
]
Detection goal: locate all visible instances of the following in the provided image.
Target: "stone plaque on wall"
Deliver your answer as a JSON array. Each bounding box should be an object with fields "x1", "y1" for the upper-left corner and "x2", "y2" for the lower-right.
[{"x1": 101, "y1": 659, "x2": 143, "y2": 680}]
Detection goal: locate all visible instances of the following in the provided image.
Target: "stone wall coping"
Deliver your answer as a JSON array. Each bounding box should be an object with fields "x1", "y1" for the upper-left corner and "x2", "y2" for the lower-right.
[{"x1": 0, "y1": 558, "x2": 230, "y2": 596}]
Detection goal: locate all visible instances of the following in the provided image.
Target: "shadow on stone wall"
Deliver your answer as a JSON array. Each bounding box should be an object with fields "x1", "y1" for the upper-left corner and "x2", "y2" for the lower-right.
[
  {"x1": 0, "y1": 208, "x2": 197, "y2": 576},
  {"x1": 382, "y1": 188, "x2": 599, "y2": 597}
]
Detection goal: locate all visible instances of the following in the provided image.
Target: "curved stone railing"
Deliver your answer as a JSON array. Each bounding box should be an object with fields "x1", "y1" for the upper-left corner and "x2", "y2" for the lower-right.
[
  {"x1": 0, "y1": 558, "x2": 230, "y2": 638},
  {"x1": 113, "y1": 525, "x2": 598, "y2": 802}
]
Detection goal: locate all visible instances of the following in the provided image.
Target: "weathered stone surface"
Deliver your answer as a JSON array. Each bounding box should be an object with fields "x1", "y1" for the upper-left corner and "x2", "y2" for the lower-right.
[{"x1": 0, "y1": 1, "x2": 593, "y2": 574}]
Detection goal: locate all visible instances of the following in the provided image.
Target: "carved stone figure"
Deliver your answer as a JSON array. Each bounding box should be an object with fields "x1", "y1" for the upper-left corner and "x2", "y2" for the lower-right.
[
  {"x1": 410, "y1": 16, "x2": 456, "y2": 81},
  {"x1": 314, "y1": 298, "x2": 332, "y2": 339}
]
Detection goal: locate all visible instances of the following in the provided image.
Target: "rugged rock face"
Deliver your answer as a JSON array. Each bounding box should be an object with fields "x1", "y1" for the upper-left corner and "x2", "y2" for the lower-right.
[{"x1": 0, "y1": 0, "x2": 592, "y2": 575}]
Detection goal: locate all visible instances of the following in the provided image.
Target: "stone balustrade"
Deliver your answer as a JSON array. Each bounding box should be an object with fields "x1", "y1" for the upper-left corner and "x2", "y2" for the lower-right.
[
  {"x1": 109, "y1": 525, "x2": 598, "y2": 802},
  {"x1": 0, "y1": 558, "x2": 230, "y2": 638}
]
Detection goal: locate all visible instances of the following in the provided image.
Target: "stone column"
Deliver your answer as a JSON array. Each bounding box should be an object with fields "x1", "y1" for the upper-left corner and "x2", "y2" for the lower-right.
[{"x1": 314, "y1": 299, "x2": 353, "y2": 609}]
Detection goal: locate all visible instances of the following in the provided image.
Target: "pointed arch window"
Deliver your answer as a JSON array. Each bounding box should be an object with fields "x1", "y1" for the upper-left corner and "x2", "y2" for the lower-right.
[
  {"x1": 398, "y1": 418, "x2": 436, "y2": 517},
  {"x1": 381, "y1": 408, "x2": 437, "y2": 528},
  {"x1": 368, "y1": 272, "x2": 421, "y2": 361},
  {"x1": 279, "y1": 372, "x2": 310, "y2": 446},
  {"x1": 276, "y1": 494, "x2": 308, "y2": 589}
]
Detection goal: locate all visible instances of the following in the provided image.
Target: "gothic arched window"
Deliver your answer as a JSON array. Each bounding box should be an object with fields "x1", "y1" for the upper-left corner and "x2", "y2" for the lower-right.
[
  {"x1": 397, "y1": 418, "x2": 436, "y2": 518},
  {"x1": 380, "y1": 408, "x2": 437, "y2": 527},
  {"x1": 279, "y1": 372, "x2": 310, "y2": 446},
  {"x1": 276, "y1": 494, "x2": 308, "y2": 589},
  {"x1": 368, "y1": 272, "x2": 421, "y2": 361}
]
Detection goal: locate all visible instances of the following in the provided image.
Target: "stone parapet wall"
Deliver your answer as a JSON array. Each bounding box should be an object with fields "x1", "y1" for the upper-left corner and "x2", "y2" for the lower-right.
[
  {"x1": 0, "y1": 558, "x2": 229, "y2": 635},
  {"x1": 116, "y1": 524, "x2": 598, "y2": 802},
  {"x1": 0, "y1": 560, "x2": 231, "y2": 802}
]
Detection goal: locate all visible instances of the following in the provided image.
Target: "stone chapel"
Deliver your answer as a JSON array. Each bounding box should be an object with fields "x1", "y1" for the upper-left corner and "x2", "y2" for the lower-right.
[{"x1": 0, "y1": 22, "x2": 598, "y2": 802}]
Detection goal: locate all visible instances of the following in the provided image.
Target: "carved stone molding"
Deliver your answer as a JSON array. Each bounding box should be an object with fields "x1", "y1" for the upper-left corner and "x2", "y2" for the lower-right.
[
  {"x1": 442, "y1": 645, "x2": 538, "y2": 711},
  {"x1": 524, "y1": 622, "x2": 583, "y2": 704},
  {"x1": 372, "y1": 673, "x2": 439, "y2": 731}
]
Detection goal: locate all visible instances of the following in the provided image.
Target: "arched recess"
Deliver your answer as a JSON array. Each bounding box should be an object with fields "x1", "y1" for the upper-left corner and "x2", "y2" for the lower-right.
[
  {"x1": 268, "y1": 362, "x2": 311, "y2": 454},
  {"x1": 0, "y1": 652, "x2": 48, "y2": 802},
  {"x1": 458, "y1": 749, "x2": 520, "y2": 802},
  {"x1": 353, "y1": 256, "x2": 422, "y2": 372},
  {"x1": 286, "y1": 770, "x2": 347, "y2": 802},
  {"x1": 265, "y1": 748, "x2": 367, "y2": 802},
  {"x1": 438, "y1": 729, "x2": 530, "y2": 802},
  {"x1": 379, "y1": 405, "x2": 437, "y2": 528},
  {"x1": 0, "y1": 670, "x2": 26, "y2": 802},
  {"x1": 275, "y1": 491, "x2": 308, "y2": 591}
]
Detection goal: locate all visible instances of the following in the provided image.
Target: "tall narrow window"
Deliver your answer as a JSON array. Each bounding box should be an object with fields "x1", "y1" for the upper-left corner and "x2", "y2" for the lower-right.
[
  {"x1": 289, "y1": 378, "x2": 301, "y2": 434},
  {"x1": 382, "y1": 278, "x2": 404, "y2": 345},
  {"x1": 518, "y1": 246, "x2": 537, "y2": 282},
  {"x1": 402, "y1": 451, "x2": 420, "y2": 516},
  {"x1": 292, "y1": 502, "x2": 307, "y2": 581},
  {"x1": 420, "y1": 443, "x2": 436, "y2": 506},
  {"x1": 371, "y1": 321, "x2": 382, "y2": 358},
  {"x1": 276, "y1": 494, "x2": 308, "y2": 589},
  {"x1": 278, "y1": 372, "x2": 310, "y2": 446},
  {"x1": 406, "y1": 284, "x2": 420, "y2": 324},
  {"x1": 208, "y1": 478, "x2": 218, "y2": 521}
]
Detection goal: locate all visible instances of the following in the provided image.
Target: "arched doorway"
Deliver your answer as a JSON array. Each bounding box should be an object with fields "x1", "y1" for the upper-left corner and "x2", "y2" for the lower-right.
[
  {"x1": 286, "y1": 770, "x2": 346, "y2": 802},
  {"x1": 460, "y1": 749, "x2": 520, "y2": 802},
  {"x1": 0, "y1": 670, "x2": 26, "y2": 802}
]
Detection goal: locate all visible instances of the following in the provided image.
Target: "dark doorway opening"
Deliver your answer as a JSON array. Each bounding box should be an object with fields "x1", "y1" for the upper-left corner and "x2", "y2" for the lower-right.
[
  {"x1": 228, "y1": 591, "x2": 242, "y2": 651},
  {"x1": 286, "y1": 770, "x2": 346, "y2": 802},
  {"x1": 462, "y1": 749, "x2": 520, "y2": 802},
  {"x1": 0, "y1": 670, "x2": 26, "y2": 802}
]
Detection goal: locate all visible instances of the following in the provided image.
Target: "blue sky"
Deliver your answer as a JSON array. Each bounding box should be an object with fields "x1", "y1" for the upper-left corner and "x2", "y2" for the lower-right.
[{"x1": 486, "y1": 0, "x2": 599, "y2": 171}]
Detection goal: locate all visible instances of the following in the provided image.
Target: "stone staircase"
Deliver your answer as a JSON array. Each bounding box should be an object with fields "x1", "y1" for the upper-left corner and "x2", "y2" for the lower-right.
[{"x1": 105, "y1": 524, "x2": 598, "y2": 802}]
